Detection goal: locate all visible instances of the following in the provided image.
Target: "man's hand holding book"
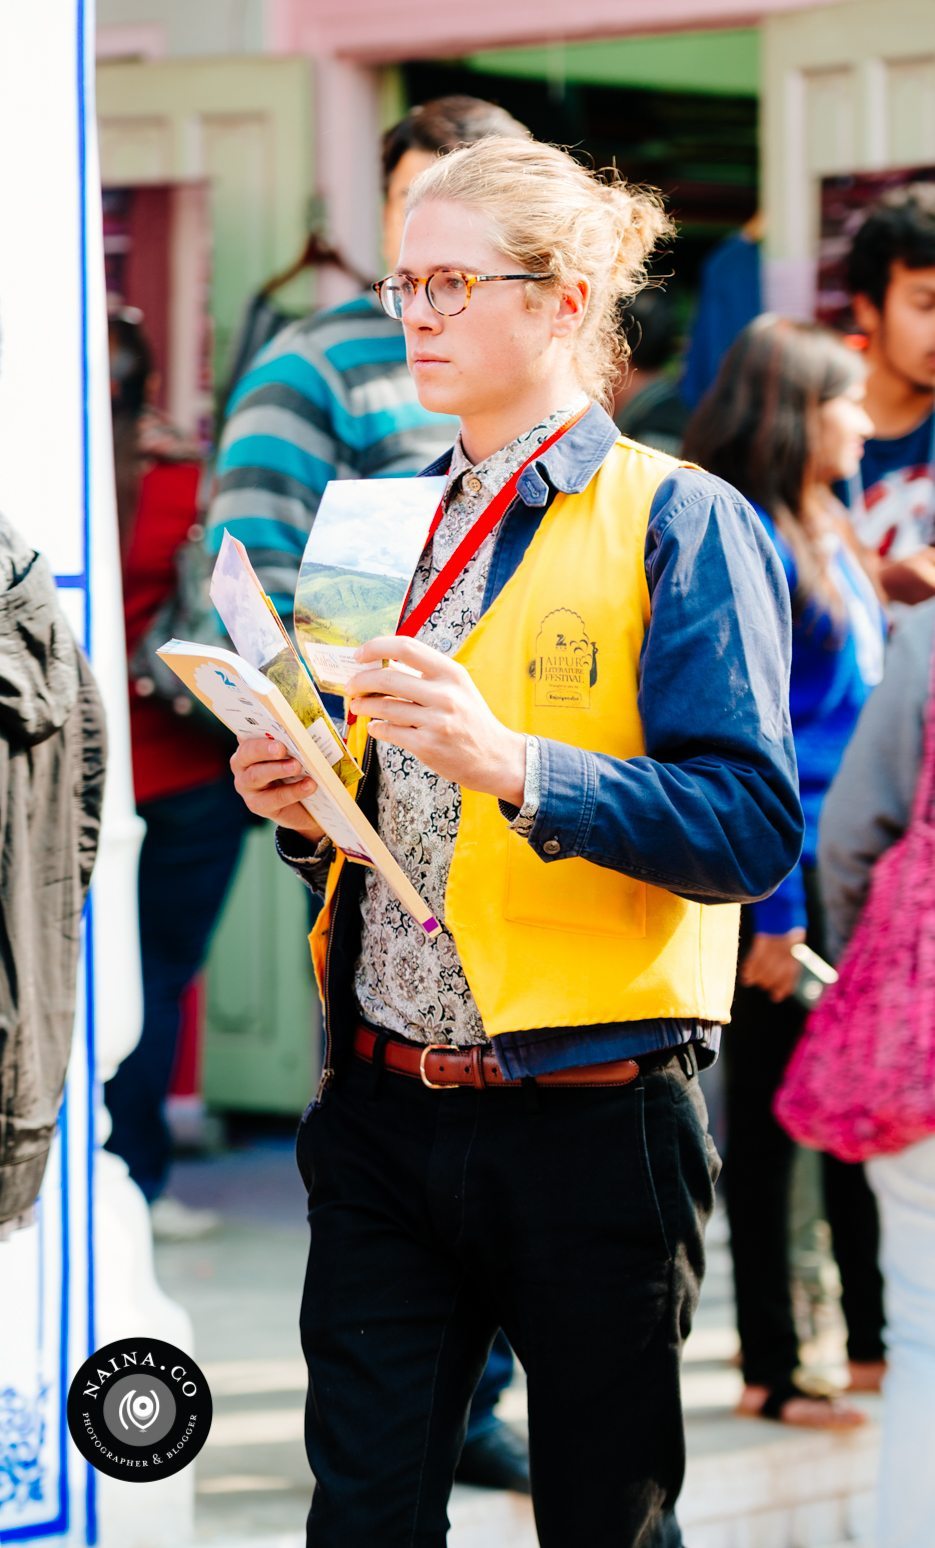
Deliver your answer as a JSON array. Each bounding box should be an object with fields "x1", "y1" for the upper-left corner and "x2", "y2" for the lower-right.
[{"x1": 230, "y1": 738, "x2": 325, "y2": 844}]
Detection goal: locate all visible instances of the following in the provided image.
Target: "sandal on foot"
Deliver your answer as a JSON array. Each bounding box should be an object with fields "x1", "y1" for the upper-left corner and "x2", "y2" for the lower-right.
[{"x1": 754, "y1": 1378, "x2": 867, "y2": 1429}]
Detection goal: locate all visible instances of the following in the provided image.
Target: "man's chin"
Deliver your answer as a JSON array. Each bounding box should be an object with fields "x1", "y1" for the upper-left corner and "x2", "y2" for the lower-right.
[
  {"x1": 905, "y1": 366, "x2": 935, "y2": 395},
  {"x1": 413, "y1": 383, "x2": 458, "y2": 416}
]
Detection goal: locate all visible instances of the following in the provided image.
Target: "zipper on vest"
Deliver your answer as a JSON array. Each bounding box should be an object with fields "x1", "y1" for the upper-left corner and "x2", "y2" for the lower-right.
[
  {"x1": 320, "y1": 732, "x2": 376, "y2": 1097},
  {"x1": 319, "y1": 865, "x2": 345, "y2": 1102}
]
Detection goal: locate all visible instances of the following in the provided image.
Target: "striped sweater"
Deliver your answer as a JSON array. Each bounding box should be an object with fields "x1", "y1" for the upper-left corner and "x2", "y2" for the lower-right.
[{"x1": 205, "y1": 295, "x2": 456, "y2": 616}]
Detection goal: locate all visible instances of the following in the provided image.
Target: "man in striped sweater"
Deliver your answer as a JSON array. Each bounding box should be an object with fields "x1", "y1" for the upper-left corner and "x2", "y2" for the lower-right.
[
  {"x1": 205, "y1": 95, "x2": 532, "y2": 1495},
  {"x1": 207, "y1": 97, "x2": 524, "y2": 620}
]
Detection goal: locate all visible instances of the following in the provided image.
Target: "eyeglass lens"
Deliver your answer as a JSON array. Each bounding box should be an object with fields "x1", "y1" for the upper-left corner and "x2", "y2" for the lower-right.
[{"x1": 380, "y1": 271, "x2": 470, "y2": 320}]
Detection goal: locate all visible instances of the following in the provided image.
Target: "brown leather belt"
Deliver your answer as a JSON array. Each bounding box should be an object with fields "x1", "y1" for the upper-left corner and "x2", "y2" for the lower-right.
[{"x1": 353, "y1": 1024, "x2": 641, "y2": 1091}]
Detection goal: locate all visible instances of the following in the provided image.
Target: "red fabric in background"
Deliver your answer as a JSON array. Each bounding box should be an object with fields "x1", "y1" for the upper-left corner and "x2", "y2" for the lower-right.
[
  {"x1": 124, "y1": 187, "x2": 171, "y2": 415},
  {"x1": 170, "y1": 979, "x2": 203, "y2": 1098},
  {"x1": 123, "y1": 460, "x2": 231, "y2": 804}
]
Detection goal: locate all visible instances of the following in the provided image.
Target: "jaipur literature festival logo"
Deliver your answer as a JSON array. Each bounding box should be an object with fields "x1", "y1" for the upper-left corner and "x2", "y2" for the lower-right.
[{"x1": 67, "y1": 1337, "x2": 212, "y2": 1481}]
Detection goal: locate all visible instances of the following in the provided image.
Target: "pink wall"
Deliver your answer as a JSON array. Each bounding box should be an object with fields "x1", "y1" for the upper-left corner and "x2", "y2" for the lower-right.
[{"x1": 267, "y1": 0, "x2": 844, "y2": 62}]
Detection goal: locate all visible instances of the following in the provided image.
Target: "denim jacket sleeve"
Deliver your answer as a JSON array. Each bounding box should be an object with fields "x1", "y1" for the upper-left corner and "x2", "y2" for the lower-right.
[
  {"x1": 522, "y1": 470, "x2": 804, "y2": 903},
  {"x1": 750, "y1": 864, "x2": 808, "y2": 935}
]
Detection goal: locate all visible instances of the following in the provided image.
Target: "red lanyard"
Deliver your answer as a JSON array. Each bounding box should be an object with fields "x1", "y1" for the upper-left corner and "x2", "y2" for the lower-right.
[{"x1": 396, "y1": 407, "x2": 588, "y2": 638}]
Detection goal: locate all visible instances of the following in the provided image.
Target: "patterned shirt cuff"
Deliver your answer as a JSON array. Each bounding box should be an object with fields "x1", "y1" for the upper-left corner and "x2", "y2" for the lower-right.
[
  {"x1": 275, "y1": 826, "x2": 335, "y2": 893},
  {"x1": 498, "y1": 735, "x2": 541, "y2": 838}
]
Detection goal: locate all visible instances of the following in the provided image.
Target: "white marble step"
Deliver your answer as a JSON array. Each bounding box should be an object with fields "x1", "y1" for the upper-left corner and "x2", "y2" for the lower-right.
[
  {"x1": 215, "y1": 1409, "x2": 879, "y2": 1548},
  {"x1": 679, "y1": 1402, "x2": 879, "y2": 1548}
]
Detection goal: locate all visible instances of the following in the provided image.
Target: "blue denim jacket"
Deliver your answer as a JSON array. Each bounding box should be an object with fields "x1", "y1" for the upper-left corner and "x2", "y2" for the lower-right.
[{"x1": 281, "y1": 404, "x2": 803, "y2": 1075}]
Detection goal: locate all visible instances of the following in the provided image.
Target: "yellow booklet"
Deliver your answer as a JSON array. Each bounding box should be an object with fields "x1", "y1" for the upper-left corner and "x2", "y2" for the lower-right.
[
  {"x1": 157, "y1": 640, "x2": 441, "y2": 939},
  {"x1": 209, "y1": 530, "x2": 360, "y2": 790}
]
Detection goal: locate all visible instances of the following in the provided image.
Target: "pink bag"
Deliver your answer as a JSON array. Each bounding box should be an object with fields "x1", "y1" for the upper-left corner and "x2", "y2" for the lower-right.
[{"x1": 774, "y1": 648, "x2": 935, "y2": 1163}]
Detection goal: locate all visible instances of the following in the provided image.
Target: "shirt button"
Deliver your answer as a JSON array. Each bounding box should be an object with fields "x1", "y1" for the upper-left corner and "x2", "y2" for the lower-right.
[
  {"x1": 464, "y1": 474, "x2": 483, "y2": 495},
  {"x1": 543, "y1": 838, "x2": 561, "y2": 856}
]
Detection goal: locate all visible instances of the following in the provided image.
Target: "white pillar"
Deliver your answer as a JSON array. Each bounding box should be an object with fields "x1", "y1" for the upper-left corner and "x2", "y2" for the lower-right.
[
  {"x1": 313, "y1": 55, "x2": 383, "y2": 306},
  {"x1": 0, "y1": 3, "x2": 191, "y2": 1543}
]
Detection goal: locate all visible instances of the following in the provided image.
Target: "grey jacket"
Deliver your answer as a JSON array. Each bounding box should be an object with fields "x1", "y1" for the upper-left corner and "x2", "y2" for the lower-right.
[
  {"x1": 0, "y1": 517, "x2": 106, "y2": 1228},
  {"x1": 819, "y1": 601, "x2": 935, "y2": 962}
]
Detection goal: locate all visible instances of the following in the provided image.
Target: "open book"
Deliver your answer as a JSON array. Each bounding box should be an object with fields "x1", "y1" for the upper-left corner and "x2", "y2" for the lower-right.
[
  {"x1": 158, "y1": 640, "x2": 441, "y2": 937},
  {"x1": 156, "y1": 476, "x2": 447, "y2": 939}
]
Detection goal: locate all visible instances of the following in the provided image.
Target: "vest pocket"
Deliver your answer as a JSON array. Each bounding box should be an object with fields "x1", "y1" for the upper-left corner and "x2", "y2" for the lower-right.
[{"x1": 504, "y1": 835, "x2": 647, "y2": 936}]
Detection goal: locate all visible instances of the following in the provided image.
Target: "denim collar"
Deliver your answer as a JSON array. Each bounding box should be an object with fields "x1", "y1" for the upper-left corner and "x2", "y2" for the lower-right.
[{"x1": 420, "y1": 402, "x2": 618, "y2": 509}]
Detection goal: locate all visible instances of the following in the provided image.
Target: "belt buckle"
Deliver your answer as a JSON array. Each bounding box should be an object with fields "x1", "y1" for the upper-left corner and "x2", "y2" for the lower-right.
[{"x1": 419, "y1": 1043, "x2": 455, "y2": 1090}]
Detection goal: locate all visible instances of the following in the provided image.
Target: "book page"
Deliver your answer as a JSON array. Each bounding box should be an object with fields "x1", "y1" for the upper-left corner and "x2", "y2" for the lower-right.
[
  {"x1": 210, "y1": 530, "x2": 360, "y2": 789},
  {"x1": 294, "y1": 475, "x2": 445, "y2": 693},
  {"x1": 157, "y1": 640, "x2": 441, "y2": 938}
]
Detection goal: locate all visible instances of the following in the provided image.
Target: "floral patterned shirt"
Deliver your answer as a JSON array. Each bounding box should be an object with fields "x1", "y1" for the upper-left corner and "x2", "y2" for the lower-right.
[{"x1": 353, "y1": 401, "x2": 585, "y2": 1046}]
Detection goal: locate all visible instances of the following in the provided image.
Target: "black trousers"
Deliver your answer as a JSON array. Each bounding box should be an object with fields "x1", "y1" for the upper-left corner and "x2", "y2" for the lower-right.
[
  {"x1": 723, "y1": 878, "x2": 886, "y2": 1389},
  {"x1": 295, "y1": 1047, "x2": 720, "y2": 1547},
  {"x1": 105, "y1": 777, "x2": 250, "y2": 1199}
]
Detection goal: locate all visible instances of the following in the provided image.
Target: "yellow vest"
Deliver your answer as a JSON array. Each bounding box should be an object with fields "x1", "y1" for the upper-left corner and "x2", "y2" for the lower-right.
[{"x1": 310, "y1": 437, "x2": 740, "y2": 1037}]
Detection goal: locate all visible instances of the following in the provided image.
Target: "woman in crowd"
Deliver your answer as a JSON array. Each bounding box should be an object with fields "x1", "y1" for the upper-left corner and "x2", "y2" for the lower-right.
[
  {"x1": 820, "y1": 598, "x2": 935, "y2": 1548},
  {"x1": 228, "y1": 137, "x2": 801, "y2": 1546},
  {"x1": 684, "y1": 316, "x2": 888, "y2": 1427},
  {"x1": 106, "y1": 313, "x2": 246, "y2": 1238}
]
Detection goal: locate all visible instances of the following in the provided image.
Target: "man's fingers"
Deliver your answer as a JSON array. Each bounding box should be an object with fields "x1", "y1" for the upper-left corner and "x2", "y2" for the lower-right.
[
  {"x1": 350, "y1": 694, "x2": 440, "y2": 728},
  {"x1": 241, "y1": 756, "x2": 303, "y2": 791},
  {"x1": 345, "y1": 665, "x2": 442, "y2": 705},
  {"x1": 367, "y1": 720, "x2": 422, "y2": 755},
  {"x1": 241, "y1": 776, "x2": 317, "y2": 815},
  {"x1": 231, "y1": 736, "x2": 292, "y2": 771},
  {"x1": 355, "y1": 635, "x2": 454, "y2": 675},
  {"x1": 266, "y1": 778, "x2": 317, "y2": 812}
]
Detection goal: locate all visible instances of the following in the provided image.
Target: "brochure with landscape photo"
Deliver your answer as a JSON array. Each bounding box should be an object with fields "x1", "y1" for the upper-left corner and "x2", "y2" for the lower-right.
[
  {"x1": 294, "y1": 475, "x2": 445, "y2": 694},
  {"x1": 209, "y1": 531, "x2": 361, "y2": 791},
  {"x1": 159, "y1": 481, "x2": 450, "y2": 935},
  {"x1": 157, "y1": 640, "x2": 442, "y2": 939}
]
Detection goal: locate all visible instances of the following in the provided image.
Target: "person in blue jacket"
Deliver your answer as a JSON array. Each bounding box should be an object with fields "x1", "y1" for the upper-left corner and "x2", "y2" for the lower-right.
[{"x1": 684, "y1": 315, "x2": 889, "y2": 1428}]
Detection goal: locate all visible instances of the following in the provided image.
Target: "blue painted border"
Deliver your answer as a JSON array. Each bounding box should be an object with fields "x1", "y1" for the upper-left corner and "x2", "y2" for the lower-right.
[
  {"x1": 0, "y1": 1096, "x2": 69, "y2": 1544},
  {"x1": 77, "y1": 0, "x2": 92, "y2": 660},
  {"x1": 83, "y1": 915, "x2": 97, "y2": 1547},
  {"x1": 76, "y1": 0, "x2": 98, "y2": 1538}
]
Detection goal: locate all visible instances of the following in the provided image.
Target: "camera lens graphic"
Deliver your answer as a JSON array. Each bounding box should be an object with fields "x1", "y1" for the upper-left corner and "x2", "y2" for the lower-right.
[
  {"x1": 118, "y1": 1388, "x2": 160, "y2": 1432},
  {"x1": 102, "y1": 1373, "x2": 176, "y2": 1447}
]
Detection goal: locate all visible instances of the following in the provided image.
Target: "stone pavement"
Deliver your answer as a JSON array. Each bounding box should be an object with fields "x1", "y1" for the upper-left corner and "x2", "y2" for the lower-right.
[{"x1": 155, "y1": 1134, "x2": 879, "y2": 1548}]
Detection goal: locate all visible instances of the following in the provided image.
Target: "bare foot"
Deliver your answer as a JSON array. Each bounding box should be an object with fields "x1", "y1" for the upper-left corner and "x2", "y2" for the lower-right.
[
  {"x1": 776, "y1": 1395, "x2": 867, "y2": 1428},
  {"x1": 847, "y1": 1359, "x2": 887, "y2": 1393},
  {"x1": 736, "y1": 1382, "x2": 868, "y2": 1429},
  {"x1": 737, "y1": 1384, "x2": 770, "y2": 1415}
]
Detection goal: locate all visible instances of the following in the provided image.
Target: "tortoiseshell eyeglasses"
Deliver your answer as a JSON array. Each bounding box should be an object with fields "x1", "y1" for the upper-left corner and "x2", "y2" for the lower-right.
[{"x1": 372, "y1": 268, "x2": 555, "y2": 321}]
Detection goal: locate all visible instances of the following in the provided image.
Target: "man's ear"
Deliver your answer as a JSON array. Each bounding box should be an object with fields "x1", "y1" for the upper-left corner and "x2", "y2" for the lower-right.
[
  {"x1": 852, "y1": 291, "x2": 882, "y2": 338},
  {"x1": 551, "y1": 278, "x2": 589, "y2": 340}
]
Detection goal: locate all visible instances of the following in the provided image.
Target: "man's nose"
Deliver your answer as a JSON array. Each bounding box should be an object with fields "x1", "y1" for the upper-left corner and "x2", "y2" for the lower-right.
[{"x1": 403, "y1": 283, "x2": 442, "y2": 331}]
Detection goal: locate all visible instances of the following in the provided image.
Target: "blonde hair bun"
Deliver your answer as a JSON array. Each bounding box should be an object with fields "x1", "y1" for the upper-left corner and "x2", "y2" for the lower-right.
[{"x1": 406, "y1": 137, "x2": 674, "y2": 406}]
